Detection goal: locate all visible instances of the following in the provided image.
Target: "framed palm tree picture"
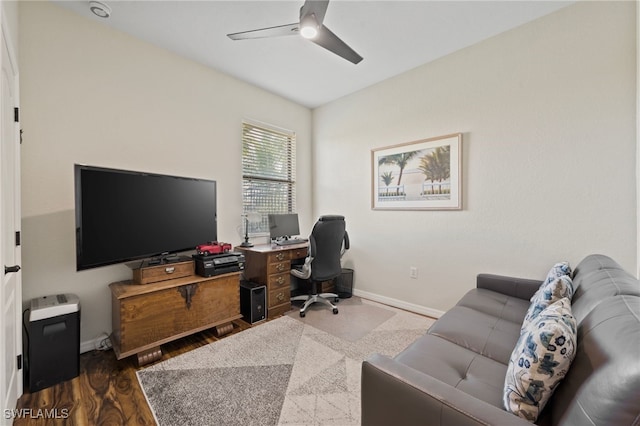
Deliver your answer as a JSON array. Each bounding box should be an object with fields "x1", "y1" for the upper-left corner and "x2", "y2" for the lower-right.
[{"x1": 371, "y1": 133, "x2": 462, "y2": 210}]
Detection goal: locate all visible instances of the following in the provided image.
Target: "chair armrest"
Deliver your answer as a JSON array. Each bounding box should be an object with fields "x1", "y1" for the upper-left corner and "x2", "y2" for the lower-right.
[
  {"x1": 290, "y1": 256, "x2": 312, "y2": 280},
  {"x1": 362, "y1": 354, "x2": 531, "y2": 426},
  {"x1": 476, "y1": 274, "x2": 542, "y2": 301}
]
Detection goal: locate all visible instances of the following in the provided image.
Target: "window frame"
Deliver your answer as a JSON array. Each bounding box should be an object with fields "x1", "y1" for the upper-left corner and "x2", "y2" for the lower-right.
[{"x1": 241, "y1": 120, "x2": 297, "y2": 236}]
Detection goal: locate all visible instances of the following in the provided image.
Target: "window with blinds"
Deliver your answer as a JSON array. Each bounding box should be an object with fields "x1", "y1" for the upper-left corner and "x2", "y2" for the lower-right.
[{"x1": 242, "y1": 121, "x2": 296, "y2": 234}]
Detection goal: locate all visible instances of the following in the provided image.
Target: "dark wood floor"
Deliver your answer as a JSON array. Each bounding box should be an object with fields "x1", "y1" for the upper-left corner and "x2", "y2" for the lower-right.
[{"x1": 14, "y1": 319, "x2": 258, "y2": 426}]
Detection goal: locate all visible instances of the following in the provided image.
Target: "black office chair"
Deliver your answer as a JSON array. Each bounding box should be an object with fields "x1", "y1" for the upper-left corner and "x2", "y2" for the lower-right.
[{"x1": 290, "y1": 215, "x2": 350, "y2": 317}]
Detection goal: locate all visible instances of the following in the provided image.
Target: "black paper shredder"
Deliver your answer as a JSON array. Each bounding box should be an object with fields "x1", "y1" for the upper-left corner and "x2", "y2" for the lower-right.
[{"x1": 28, "y1": 293, "x2": 80, "y2": 392}]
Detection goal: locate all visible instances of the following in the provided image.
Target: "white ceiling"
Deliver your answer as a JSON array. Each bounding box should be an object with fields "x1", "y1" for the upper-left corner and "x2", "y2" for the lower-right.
[{"x1": 52, "y1": 0, "x2": 575, "y2": 109}]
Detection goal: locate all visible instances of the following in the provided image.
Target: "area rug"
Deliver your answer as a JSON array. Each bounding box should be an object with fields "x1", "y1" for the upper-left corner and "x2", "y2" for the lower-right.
[{"x1": 137, "y1": 297, "x2": 434, "y2": 425}]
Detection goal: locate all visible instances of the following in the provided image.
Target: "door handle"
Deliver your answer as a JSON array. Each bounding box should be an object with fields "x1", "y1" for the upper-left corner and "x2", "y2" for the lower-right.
[{"x1": 4, "y1": 265, "x2": 21, "y2": 274}]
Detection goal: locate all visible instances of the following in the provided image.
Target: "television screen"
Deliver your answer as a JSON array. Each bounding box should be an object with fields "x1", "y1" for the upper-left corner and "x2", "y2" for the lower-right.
[
  {"x1": 74, "y1": 165, "x2": 217, "y2": 270},
  {"x1": 268, "y1": 213, "x2": 300, "y2": 240}
]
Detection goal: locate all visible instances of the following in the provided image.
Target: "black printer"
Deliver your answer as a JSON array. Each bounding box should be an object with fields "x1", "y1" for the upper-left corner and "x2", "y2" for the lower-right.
[{"x1": 192, "y1": 251, "x2": 245, "y2": 277}]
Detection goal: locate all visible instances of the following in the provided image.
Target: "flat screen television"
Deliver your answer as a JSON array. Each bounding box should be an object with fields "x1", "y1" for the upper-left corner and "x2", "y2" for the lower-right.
[{"x1": 74, "y1": 165, "x2": 217, "y2": 271}]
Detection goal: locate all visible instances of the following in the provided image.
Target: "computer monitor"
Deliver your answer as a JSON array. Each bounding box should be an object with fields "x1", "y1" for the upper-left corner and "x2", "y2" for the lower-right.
[{"x1": 268, "y1": 213, "x2": 300, "y2": 240}]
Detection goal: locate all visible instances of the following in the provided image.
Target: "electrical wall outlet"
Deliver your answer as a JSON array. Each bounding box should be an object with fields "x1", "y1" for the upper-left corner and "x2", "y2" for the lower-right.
[{"x1": 409, "y1": 266, "x2": 418, "y2": 279}]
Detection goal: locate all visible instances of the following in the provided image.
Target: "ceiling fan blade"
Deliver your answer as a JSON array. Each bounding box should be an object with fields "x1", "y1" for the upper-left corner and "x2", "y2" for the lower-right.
[
  {"x1": 300, "y1": 0, "x2": 330, "y2": 26},
  {"x1": 227, "y1": 23, "x2": 299, "y2": 40},
  {"x1": 311, "y1": 25, "x2": 363, "y2": 64}
]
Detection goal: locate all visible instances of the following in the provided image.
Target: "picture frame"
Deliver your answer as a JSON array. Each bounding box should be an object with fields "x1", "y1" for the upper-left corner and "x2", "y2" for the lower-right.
[{"x1": 371, "y1": 133, "x2": 462, "y2": 210}]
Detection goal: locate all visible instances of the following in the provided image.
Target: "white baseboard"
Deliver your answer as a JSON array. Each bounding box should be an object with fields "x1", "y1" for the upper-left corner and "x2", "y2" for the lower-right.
[
  {"x1": 353, "y1": 289, "x2": 445, "y2": 319},
  {"x1": 80, "y1": 333, "x2": 111, "y2": 354},
  {"x1": 80, "y1": 338, "x2": 99, "y2": 354},
  {"x1": 78, "y1": 293, "x2": 440, "y2": 353}
]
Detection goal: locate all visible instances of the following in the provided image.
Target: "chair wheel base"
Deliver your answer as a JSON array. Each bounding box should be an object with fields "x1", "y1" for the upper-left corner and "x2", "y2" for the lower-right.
[{"x1": 295, "y1": 291, "x2": 340, "y2": 317}]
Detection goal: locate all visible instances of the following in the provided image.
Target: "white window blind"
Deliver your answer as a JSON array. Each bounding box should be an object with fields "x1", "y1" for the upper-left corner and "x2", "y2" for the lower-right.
[{"x1": 242, "y1": 121, "x2": 296, "y2": 233}]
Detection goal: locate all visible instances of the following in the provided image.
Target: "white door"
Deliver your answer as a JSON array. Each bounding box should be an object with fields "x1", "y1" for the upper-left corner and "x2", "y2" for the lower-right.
[{"x1": 0, "y1": 16, "x2": 22, "y2": 413}]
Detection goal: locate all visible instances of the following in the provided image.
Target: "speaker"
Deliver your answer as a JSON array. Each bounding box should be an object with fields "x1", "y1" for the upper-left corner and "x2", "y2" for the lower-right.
[{"x1": 240, "y1": 281, "x2": 266, "y2": 324}]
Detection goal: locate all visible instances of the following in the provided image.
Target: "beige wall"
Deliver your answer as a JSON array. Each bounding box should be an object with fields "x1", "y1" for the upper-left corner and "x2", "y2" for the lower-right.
[
  {"x1": 313, "y1": 1, "x2": 637, "y2": 315},
  {"x1": 18, "y1": 2, "x2": 312, "y2": 347},
  {"x1": 17, "y1": 0, "x2": 639, "y2": 346}
]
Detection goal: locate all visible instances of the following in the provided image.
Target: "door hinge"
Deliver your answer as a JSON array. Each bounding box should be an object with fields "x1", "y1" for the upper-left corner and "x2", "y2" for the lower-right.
[
  {"x1": 20, "y1": 129, "x2": 23, "y2": 145},
  {"x1": 15, "y1": 231, "x2": 20, "y2": 246},
  {"x1": 17, "y1": 354, "x2": 22, "y2": 370},
  {"x1": 14, "y1": 107, "x2": 19, "y2": 122}
]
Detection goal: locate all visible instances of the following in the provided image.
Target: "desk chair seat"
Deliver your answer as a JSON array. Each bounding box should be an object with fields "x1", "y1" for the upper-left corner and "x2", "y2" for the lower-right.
[{"x1": 290, "y1": 215, "x2": 349, "y2": 317}]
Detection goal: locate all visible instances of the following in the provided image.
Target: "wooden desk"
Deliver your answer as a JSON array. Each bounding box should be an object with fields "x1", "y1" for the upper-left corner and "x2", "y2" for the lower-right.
[{"x1": 236, "y1": 243, "x2": 308, "y2": 318}]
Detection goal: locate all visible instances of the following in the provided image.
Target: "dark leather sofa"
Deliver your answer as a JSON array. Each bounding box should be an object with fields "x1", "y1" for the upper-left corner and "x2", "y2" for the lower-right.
[{"x1": 362, "y1": 254, "x2": 640, "y2": 425}]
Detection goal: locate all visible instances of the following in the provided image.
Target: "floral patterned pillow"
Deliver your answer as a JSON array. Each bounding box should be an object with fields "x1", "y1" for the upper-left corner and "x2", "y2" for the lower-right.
[
  {"x1": 504, "y1": 298, "x2": 577, "y2": 422},
  {"x1": 531, "y1": 261, "x2": 572, "y2": 302},
  {"x1": 522, "y1": 275, "x2": 574, "y2": 330}
]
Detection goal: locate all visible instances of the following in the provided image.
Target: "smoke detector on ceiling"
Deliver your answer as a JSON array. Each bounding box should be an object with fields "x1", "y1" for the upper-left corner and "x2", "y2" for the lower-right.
[{"x1": 89, "y1": 1, "x2": 111, "y2": 19}]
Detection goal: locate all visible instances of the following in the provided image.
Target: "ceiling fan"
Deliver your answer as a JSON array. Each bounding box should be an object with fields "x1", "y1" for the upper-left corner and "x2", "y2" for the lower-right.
[{"x1": 227, "y1": 0, "x2": 363, "y2": 65}]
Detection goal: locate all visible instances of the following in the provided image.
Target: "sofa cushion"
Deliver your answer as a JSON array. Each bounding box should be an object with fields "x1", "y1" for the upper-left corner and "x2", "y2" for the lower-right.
[
  {"x1": 394, "y1": 334, "x2": 508, "y2": 409},
  {"x1": 522, "y1": 275, "x2": 574, "y2": 330},
  {"x1": 504, "y1": 298, "x2": 577, "y2": 422},
  {"x1": 428, "y1": 303, "x2": 524, "y2": 365},
  {"x1": 547, "y1": 295, "x2": 640, "y2": 425},
  {"x1": 571, "y1": 253, "x2": 626, "y2": 278},
  {"x1": 457, "y1": 288, "x2": 532, "y2": 323},
  {"x1": 570, "y1": 255, "x2": 640, "y2": 324}
]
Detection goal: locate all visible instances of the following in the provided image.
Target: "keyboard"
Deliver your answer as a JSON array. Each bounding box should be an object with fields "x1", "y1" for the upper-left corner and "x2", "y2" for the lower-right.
[{"x1": 275, "y1": 238, "x2": 308, "y2": 246}]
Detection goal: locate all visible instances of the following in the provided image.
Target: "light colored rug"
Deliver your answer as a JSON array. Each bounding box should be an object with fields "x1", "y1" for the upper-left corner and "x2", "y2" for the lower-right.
[{"x1": 137, "y1": 297, "x2": 435, "y2": 425}]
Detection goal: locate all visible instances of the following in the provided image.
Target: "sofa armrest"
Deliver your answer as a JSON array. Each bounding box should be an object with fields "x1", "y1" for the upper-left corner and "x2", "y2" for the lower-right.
[
  {"x1": 476, "y1": 274, "x2": 542, "y2": 301},
  {"x1": 362, "y1": 354, "x2": 531, "y2": 426}
]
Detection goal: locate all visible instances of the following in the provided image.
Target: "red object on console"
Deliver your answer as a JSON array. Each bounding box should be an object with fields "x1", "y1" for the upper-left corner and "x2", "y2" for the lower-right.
[{"x1": 196, "y1": 242, "x2": 232, "y2": 256}]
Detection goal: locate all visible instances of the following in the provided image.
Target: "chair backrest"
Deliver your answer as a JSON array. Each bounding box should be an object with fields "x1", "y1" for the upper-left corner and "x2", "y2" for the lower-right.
[{"x1": 309, "y1": 215, "x2": 349, "y2": 282}]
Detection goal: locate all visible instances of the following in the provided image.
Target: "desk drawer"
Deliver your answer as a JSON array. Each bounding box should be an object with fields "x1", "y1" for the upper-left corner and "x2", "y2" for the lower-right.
[
  {"x1": 269, "y1": 272, "x2": 290, "y2": 290},
  {"x1": 268, "y1": 287, "x2": 290, "y2": 310},
  {"x1": 132, "y1": 260, "x2": 194, "y2": 284},
  {"x1": 268, "y1": 251, "x2": 290, "y2": 263},
  {"x1": 290, "y1": 248, "x2": 308, "y2": 260},
  {"x1": 267, "y1": 261, "x2": 290, "y2": 275}
]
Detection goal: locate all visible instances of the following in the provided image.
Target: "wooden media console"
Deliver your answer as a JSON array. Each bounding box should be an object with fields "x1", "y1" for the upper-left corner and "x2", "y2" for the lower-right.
[{"x1": 109, "y1": 263, "x2": 241, "y2": 365}]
